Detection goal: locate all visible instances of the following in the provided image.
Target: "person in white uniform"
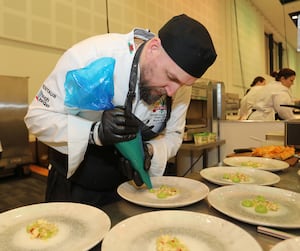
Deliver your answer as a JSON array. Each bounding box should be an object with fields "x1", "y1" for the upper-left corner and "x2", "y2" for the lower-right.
[
  {"x1": 238, "y1": 76, "x2": 266, "y2": 120},
  {"x1": 24, "y1": 14, "x2": 217, "y2": 207},
  {"x1": 248, "y1": 68, "x2": 296, "y2": 121}
]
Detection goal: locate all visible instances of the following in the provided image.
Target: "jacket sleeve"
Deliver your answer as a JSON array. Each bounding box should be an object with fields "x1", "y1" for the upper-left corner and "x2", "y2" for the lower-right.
[
  {"x1": 147, "y1": 86, "x2": 192, "y2": 176},
  {"x1": 238, "y1": 95, "x2": 249, "y2": 120},
  {"x1": 273, "y1": 91, "x2": 295, "y2": 120},
  {"x1": 24, "y1": 49, "x2": 94, "y2": 178}
]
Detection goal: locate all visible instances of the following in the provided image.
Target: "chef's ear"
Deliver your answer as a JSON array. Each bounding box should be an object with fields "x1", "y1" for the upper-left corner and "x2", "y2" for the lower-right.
[{"x1": 147, "y1": 37, "x2": 162, "y2": 53}]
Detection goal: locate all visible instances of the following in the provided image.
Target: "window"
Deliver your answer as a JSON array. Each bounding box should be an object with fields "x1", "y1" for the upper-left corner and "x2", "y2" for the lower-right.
[{"x1": 265, "y1": 33, "x2": 283, "y2": 74}]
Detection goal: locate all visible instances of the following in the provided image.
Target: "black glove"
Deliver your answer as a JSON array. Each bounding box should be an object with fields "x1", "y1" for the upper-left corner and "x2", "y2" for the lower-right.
[
  {"x1": 118, "y1": 143, "x2": 153, "y2": 186},
  {"x1": 98, "y1": 106, "x2": 139, "y2": 145}
]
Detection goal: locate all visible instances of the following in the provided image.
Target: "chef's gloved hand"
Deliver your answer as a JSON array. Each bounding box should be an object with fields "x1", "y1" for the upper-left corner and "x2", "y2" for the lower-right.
[
  {"x1": 118, "y1": 143, "x2": 153, "y2": 186},
  {"x1": 97, "y1": 106, "x2": 139, "y2": 145}
]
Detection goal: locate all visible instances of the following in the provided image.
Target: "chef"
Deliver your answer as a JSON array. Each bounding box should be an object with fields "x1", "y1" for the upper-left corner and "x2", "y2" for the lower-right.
[
  {"x1": 248, "y1": 68, "x2": 296, "y2": 121},
  {"x1": 24, "y1": 14, "x2": 217, "y2": 207},
  {"x1": 238, "y1": 76, "x2": 266, "y2": 120}
]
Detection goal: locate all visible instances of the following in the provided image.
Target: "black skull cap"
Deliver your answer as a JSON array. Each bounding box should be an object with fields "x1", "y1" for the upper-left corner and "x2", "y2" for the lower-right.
[{"x1": 158, "y1": 14, "x2": 217, "y2": 78}]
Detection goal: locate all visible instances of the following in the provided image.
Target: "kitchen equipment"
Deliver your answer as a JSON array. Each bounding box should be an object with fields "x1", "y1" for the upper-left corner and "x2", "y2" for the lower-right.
[
  {"x1": 257, "y1": 226, "x2": 297, "y2": 240},
  {"x1": 225, "y1": 92, "x2": 240, "y2": 116},
  {"x1": 284, "y1": 119, "x2": 300, "y2": 149},
  {"x1": 184, "y1": 78, "x2": 225, "y2": 141},
  {"x1": 0, "y1": 75, "x2": 33, "y2": 177},
  {"x1": 234, "y1": 148, "x2": 253, "y2": 153}
]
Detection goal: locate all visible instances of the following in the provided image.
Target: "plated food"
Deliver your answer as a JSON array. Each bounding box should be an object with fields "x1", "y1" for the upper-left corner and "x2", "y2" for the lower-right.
[
  {"x1": 241, "y1": 195, "x2": 279, "y2": 214},
  {"x1": 200, "y1": 166, "x2": 280, "y2": 186},
  {"x1": 252, "y1": 145, "x2": 295, "y2": 160},
  {"x1": 117, "y1": 176, "x2": 209, "y2": 208},
  {"x1": 156, "y1": 235, "x2": 189, "y2": 251},
  {"x1": 0, "y1": 202, "x2": 111, "y2": 251},
  {"x1": 208, "y1": 184, "x2": 300, "y2": 228},
  {"x1": 26, "y1": 219, "x2": 58, "y2": 240},
  {"x1": 222, "y1": 172, "x2": 250, "y2": 183},
  {"x1": 223, "y1": 156, "x2": 289, "y2": 172},
  {"x1": 149, "y1": 185, "x2": 179, "y2": 199},
  {"x1": 101, "y1": 210, "x2": 262, "y2": 251}
]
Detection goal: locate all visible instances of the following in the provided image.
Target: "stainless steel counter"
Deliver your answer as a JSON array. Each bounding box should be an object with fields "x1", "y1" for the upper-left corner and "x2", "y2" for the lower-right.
[{"x1": 100, "y1": 163, "x2": 300, "y2": 251}]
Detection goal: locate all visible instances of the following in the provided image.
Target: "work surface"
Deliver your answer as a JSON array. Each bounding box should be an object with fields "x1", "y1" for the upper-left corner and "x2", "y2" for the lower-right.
[
  {"x1": 0, "y1": 164, "x2": 299, "y2": 250},
  {"x1": 101, "y1": 163, "x2": 300, "y2": 251}
]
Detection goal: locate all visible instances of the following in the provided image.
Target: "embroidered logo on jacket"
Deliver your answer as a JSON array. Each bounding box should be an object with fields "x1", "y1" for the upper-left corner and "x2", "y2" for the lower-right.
[
  {"x1": 35, "y1": 84, "x2": 56, "y2": 108},
  {"x1": 128, "y1": 41, "x2": 134, "y2": 54},
  {"x1": 145, "y1": 97, "x2": 168, "y2": 132}
]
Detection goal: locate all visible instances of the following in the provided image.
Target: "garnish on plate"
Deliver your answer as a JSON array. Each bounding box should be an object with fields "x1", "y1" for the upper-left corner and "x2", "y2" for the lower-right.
[
  {"x1": 26, "y1": 219, "x2": 58, "y2": 240},
  {"x1": 241, "y1": 195, "x2": 279, "y2": 214},
  {"x1": 156, "y1": 234, "x2": 189, "y2": 251},
  {"x1": 240, "y1": 161, "x2": 262, "y2": 168},
  {"x1": 149, "y1": 185, "x2": 179, "y2": 199},
  {"x1": 222, "y1": 172, "x2": 250, "y2": 183}
]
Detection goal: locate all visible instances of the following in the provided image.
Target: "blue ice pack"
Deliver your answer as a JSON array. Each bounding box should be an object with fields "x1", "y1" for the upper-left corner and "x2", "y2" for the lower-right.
[{"x1": 64, "y1": 57, "x2": 115, "y2": 111}]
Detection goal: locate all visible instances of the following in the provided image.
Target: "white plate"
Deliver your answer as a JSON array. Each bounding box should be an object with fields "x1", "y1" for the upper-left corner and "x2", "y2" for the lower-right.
[
  {"x1": 117, "y1": 176, "x2": 209, "y2": 208},
  {"x1": 0, "y1": 202, "x2": 111, "y2": 251},
  {"x1": 208, "y1": 184, "x2": 300, "y2": 228},
  {"x1": 200, "y1": 166, "x2": 280, "y2": 186},
  {"x1": 223, "y1": 156, "x2": 289, "y2": 172},
  {"x1": 271, "y1": 237, "x2": 300, "y2": 251},
  {"x1": 102, "y1": 210, "x2": 262, "y2": 251}
]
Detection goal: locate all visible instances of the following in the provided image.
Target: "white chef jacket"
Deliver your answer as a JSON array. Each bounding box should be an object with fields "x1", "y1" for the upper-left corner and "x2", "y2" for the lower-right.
[
  {"x1": 24, "y1": 29, "x2": 191, "y2": 178},
  {"x1": 248, "y1": 81, "x2": 295, "y2": 121},
  {"x1": 238, "y1": 85, "x2": 264, "y2": 120}
]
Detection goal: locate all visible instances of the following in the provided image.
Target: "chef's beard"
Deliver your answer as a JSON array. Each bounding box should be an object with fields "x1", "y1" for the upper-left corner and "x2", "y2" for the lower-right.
[
  {"x1": 139, "y1": 76, "x2": 167, "y2": 105},
  {"x1": 139, "y1": 83, "x2": 162, "y2": 105},
  {"x1": 139, "y1": 64, "x2": 167, "y2": 105}
]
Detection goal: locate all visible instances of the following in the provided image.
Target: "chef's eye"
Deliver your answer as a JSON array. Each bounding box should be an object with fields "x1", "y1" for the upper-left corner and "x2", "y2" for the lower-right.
[{"x1": 167, "y1": 74, "x2": 180, "y2": 84}]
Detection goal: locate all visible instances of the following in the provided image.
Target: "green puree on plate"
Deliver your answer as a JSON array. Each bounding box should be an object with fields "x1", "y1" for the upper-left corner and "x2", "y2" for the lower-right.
[{"x1": 241, "y1": 195, "x2": 279, "y2": 214}]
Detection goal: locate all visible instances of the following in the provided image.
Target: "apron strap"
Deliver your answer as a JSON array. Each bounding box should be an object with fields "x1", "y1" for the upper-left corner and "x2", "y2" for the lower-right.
[
  {"x1": 124, "y1": 42, "x2": 172, "y2": 141},
  {"x1": 125, "y1": 42, "x2": 146, "y2": 116}
]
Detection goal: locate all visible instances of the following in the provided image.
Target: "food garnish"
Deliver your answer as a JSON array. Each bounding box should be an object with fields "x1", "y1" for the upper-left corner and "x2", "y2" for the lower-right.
[
  {"x1": 240, "y1": 161, "x2": 262, "y2": 168},
  {"x1": 241, "y1": 195, "x2": 279, "y2": 214},
  {"x1": 26, "y1": 219, "x2": 58, "y2": 240},
  {"x1": 222, "y1": 172, "x2": 250, "y2": 183},
  {"x1": 156, "y1": 235, "x2": 189, "y2": 251},
  {"x1": 149, "y1": 185, "x2": 178, "y2": 199}
]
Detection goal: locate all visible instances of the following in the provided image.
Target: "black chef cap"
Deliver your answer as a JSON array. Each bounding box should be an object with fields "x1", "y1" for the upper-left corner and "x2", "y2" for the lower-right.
[{"x1": 158, "y1": 14, "x2": 217, "y2": 78}]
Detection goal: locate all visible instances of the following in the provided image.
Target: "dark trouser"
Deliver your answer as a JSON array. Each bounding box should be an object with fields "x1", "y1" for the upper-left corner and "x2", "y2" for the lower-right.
[{"x1": 46, "y1": 145, "x2": 127, "y2": 208}]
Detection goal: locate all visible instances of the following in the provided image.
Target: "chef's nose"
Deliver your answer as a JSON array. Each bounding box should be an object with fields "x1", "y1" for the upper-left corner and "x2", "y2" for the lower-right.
[{"x1": 165, "y1": 83, "x2": 181, "y2": 96}]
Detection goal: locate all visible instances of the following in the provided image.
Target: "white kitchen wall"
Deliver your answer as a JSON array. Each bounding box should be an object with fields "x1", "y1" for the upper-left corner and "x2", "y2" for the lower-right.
[
  {"x1": 219, "y1": 120, "x2": 285, "y2": 159},
  {"x1": 0, "y1": 0, "x2": 107, "y2": 49},
  {"x1": 1, "y1": 0, "x2": 299, "y2": 102}
]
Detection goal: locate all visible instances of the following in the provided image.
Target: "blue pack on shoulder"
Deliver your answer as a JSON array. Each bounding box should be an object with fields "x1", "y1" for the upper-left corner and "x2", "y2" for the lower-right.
[{"x1": 64, "y1": 57, "x2": 115, "y2": 111}]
